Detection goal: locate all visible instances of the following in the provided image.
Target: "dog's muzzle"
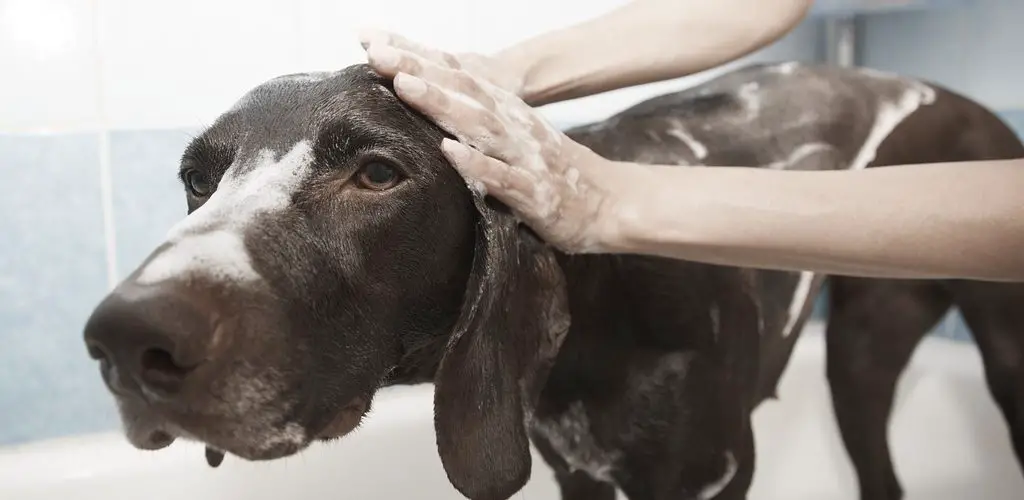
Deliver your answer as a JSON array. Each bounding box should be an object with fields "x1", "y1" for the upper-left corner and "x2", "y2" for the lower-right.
[{"x1": 84, "y1": 281, "x2": 217, "y2": 402}]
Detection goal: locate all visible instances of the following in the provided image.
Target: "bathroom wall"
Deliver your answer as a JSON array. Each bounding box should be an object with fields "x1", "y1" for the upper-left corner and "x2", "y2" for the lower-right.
[{"x1": 0, "y1": 0, "x2": 1019, "y2": 446}]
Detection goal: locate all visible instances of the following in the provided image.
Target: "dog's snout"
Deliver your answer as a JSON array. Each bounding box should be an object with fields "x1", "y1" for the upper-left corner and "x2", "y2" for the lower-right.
[{"x1": 84, "y1": 285, "x2": 213, "y2": 398}]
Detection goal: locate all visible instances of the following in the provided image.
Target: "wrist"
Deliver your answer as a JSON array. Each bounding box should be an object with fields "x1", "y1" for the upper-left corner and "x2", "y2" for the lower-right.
[
  {"x1": 579, "y1": 158, "x2": 664, "y2": 255},
  {"x1": 595, "y1": 164, "x2": 710, "y2": 256},
  {"x1": 494, "y1": 26, "x2": 586, "y2": 106},
  {"x1": 493, "y1": 42, "x2": 552, "y2": 106},
  {"x1": 594, "y1": 165, "x2": 652, "y2": 255}
]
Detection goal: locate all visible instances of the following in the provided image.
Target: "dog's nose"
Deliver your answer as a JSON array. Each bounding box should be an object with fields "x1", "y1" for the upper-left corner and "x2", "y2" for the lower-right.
[{"x1": 83, "y1": 284, "x2": 213, "y2": 399}]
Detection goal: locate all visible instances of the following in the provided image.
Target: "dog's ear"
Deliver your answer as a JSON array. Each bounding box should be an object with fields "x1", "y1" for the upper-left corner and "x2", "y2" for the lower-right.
[{"x1": 433, "y1": 192, "x2": 570, "y2": 500}]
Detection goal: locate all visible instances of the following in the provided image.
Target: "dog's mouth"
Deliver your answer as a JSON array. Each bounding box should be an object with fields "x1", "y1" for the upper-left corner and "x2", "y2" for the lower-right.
[{"x1": 118, "y1": 395, "x2": 371, "y2": 468}]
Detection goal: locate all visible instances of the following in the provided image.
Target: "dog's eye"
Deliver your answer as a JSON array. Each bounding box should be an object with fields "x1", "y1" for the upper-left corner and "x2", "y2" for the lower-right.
[
  {"x1": 184, "y1": 170, "x2": 213, "y2": 197},
  {"x1": 356, "y1": 162, "x2": 401, "y2": 191}
]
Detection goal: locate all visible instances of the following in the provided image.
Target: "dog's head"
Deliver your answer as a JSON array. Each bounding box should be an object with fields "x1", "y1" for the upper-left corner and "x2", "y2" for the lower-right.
[{"x1": 82, "y1": 65, "x2": 569, "y2": 500}]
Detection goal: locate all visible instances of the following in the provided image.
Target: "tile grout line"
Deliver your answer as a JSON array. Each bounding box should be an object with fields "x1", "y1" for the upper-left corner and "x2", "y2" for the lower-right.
[{"x1": 91, "y1": 0, "x2": 118, "y2": 290}]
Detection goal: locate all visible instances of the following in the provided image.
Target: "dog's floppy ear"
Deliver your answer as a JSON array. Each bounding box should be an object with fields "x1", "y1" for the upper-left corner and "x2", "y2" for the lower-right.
[{"x1": 433, "y1": 192, "x2": 571, "y2": 500}]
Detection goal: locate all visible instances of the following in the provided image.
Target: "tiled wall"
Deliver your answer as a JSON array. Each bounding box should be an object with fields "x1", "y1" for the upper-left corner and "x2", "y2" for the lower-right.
[{"x1": 0, "y1": 0, "x2": 1020, "y2": 447}]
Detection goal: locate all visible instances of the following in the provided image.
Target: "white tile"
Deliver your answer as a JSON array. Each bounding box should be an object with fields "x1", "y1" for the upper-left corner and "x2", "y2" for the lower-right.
[
  {"x1": 96, "y1": 0, "x2": 306, "y2": 130},
  {"x1": 0, "y1": 0, "x2": 101, "y2": 133}
]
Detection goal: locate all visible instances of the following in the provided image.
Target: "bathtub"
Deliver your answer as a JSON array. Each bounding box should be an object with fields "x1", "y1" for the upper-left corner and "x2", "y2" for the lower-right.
[{"x1": 2, "y1": 325, "x2": 1022, "y2": 500}]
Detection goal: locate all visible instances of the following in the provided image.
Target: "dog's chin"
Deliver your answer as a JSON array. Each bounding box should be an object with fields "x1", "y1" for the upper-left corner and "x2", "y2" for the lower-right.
[
  {"x1": 117, "y1": 396, "x2": 370, "y2": 461},
  {"x1": 116, "y1": 400, "x2": 309, "y2": 461},
  {"x1": 315, "y1": 396, "x2": 371, "y2": 441},
  {"x1": 123, "y1": 419, "x2": 311, "y2": 462}
]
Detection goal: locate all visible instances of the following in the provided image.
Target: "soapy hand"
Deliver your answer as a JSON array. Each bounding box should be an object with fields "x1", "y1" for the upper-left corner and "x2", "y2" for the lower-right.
[
  {"x1": 359, "y1": 29, "x2": 525, "y2": 98},
  {"x1": 359, "y1": 30, "x2": 621, "y2": 253}
]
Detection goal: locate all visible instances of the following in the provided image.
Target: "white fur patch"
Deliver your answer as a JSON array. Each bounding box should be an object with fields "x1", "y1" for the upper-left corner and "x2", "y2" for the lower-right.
[
  {"x1": 666, "y1": 119, "x2": 709, "y2": 159},
  {"x1": 772, "y1": 62, "x2": 799, "y2": 75},
  {"x1": 737, "y1": 82, "x2": 762, "y2": 120},
  {"x1": 531, "y1": 401, "x2": 621, "y2": 482},
  {"x1": 256, "y1": 422, "x2": 306, "y2": 452},
  {"x1": 697, "y1": 451, "x2": 738, "y2": 499},
  {"x1": 136, "y1": 141, "x2": 315, "y2": 286},
  {"x1": 766, "y1": 142, "x2": 834, "y2": 170},
  {"x1": 849, "y1": 77, "x2": 937, "y2": 171}
]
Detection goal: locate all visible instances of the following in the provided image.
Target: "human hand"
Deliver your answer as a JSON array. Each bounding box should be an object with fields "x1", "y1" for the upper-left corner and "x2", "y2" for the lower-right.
[
  {"x1": 359, "y1": 30, "x2": 622, "y2": 253},
  {"x1": 358, "y1": 29, "x2": 525, "y2": 98}
]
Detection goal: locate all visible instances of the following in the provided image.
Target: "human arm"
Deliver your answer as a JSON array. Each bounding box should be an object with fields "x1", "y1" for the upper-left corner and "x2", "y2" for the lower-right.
[
  {"x1": 360, "y1": 0, "x2": 815, "y2": 106},
  {"x1": 498, "y1": 0, "x2": 815, "y2": 105},
  {"x1": 604, "y1": 158, "x2": 1024, "y2": 282}
]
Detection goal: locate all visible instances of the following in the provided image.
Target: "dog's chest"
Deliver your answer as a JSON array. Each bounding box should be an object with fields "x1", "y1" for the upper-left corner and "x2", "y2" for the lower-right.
[{"x1": 529, "y1": 401, "x2": 622, "y2": 482}]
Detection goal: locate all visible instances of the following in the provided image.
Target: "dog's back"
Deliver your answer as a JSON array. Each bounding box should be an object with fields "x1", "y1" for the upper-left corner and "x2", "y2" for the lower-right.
[{"x1": 536, "y1": 62, "x2": 1024, "y2": 499}]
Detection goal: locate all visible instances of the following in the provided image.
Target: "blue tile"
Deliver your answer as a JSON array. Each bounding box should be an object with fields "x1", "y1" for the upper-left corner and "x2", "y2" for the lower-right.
[
  {"x1": 109, "y1": 128, "x2": 199, "y2": 278},
  {"x1": 0, "y1": 133, "x2": 120, "y2": 445}
]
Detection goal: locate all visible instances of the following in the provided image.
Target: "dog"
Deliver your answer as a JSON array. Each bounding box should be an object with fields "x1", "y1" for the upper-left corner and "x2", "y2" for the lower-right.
[{"x1": 82, "y1": 61, "x2": 1024, "y2": 500}]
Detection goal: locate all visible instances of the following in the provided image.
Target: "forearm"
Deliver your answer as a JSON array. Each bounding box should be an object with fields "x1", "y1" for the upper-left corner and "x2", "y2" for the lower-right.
[
  {"x1": 603, "y1": 158, "x2": 1024, "y2": 282},
  {"x1": 497, "y1": 0, "x2": 814, "y2": 106}
]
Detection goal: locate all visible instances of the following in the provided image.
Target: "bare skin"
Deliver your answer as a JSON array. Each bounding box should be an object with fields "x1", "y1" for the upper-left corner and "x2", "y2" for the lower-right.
[{"x1": 358, "y1": 0, "x2": 1024, "y2": 282}]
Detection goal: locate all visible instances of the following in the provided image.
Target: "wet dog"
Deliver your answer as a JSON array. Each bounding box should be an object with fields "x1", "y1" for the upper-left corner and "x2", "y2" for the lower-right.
[{"x1": 83, "y1": 62, "x2": 1024, "y2": 500}]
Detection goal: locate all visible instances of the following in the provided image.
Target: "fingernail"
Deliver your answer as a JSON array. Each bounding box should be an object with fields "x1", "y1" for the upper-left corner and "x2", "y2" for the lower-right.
[
  {"x1": 395, "y1": 73, "x2": 427, "y2": 97},
  {"x1": 441, "y1": 138, "x2": 469, "y2": 162},
  {"x1": 367, "y1": 44, "x2": 400, "y2": 70}
]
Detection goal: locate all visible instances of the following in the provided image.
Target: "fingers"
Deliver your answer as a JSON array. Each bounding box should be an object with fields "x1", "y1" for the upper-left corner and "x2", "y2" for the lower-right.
[
  {"x1": 440, "y1": 138, "x2": 539, "y2": 209},
  {"x1": 394, "y1": 73, "x2": 513, "y2": 160},
  {"x1": 366, "y1": 44, "x2": 495, "y2": 110},
  {"x1": 366, "y1": 43, "x2": 434, "y2": 81},
  {"x1": 358, "y1": 28, "x2": 462, "y2": 70}
]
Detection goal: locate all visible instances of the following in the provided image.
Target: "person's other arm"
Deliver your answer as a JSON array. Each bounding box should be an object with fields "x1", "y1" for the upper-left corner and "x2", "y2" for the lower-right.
[
  {"x1": 360, "y1": 0, "x2": 814, "y2": 106},
  {"x1": 499, "y1": 0, "x2": 815, "y2": 105}
]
